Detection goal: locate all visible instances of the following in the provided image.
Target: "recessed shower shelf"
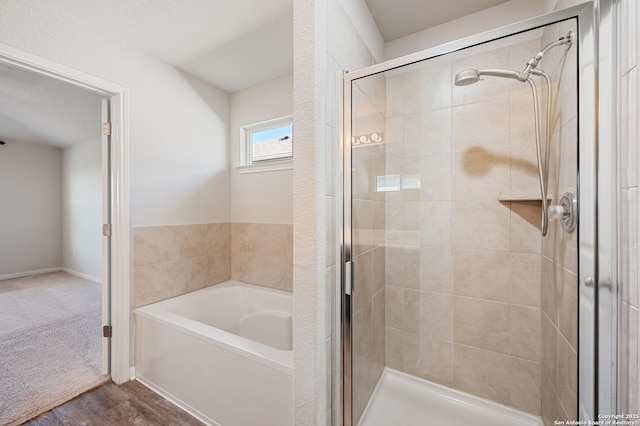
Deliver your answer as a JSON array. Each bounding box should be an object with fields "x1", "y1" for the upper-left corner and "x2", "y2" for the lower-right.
[{"x1": 498, "y1": 194, "x2": 554, "y2": 202}]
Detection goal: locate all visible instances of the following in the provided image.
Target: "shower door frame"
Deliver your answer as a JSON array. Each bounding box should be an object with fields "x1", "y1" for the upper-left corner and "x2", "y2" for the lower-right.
[{"x1": 341, "y1": 2, "x2": 609, "y2": 424}]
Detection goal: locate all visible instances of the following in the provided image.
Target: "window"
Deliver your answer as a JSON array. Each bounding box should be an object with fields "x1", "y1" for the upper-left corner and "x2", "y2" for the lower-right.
[{"x1": 241, "y1": 116, "x2": 293, "y2": 170}]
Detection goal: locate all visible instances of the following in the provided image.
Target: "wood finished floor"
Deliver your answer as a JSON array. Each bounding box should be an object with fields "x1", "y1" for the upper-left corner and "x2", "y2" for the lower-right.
[{"x1": 24, "y1": 380, "x2": 204, "y2": 426}]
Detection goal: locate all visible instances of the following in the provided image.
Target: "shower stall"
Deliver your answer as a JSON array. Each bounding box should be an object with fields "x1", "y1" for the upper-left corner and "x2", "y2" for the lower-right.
[{"x1": 341, "y1": 3, "x2": 612, "y2": 426}]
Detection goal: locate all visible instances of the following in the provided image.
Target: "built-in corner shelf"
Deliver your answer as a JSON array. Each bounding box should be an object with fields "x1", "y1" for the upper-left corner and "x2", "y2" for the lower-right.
[{"x1": 498, "y1": 194, "x2": 554, "y2": 202}]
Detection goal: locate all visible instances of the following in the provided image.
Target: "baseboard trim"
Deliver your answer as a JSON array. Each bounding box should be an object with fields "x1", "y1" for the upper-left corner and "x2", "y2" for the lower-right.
[
  {"x1": 62, "y1": 268, "x2": 102, "y2": 284},
  {"x1": 0, "y1": 267, "x2": 62, "y2": 281}
]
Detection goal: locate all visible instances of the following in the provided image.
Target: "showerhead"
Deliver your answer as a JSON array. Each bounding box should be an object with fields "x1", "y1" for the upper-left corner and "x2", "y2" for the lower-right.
[
  {"x1": 454, "y1": 69, "x2": 480, "y2": 86},
  {"x1": 454, "y1": 68, "x2": 522, "y2": 86}
]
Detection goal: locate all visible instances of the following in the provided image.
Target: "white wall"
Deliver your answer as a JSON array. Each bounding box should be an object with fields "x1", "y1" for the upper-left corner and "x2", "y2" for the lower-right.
[
  {"x1": 0, "y1": 2, "x2": 231, "y2": 227},
  {"x1": 0, "y1": 141, "x2": 62, "y2": 278},
  {"x1": 339, "y1": 0, "x2": 385, "y2": 62},
  {"x1": 384, "y1": 0, "x2": 544, "y2": 60},
  {"x1": 230, "y1": 74, "x2": 293, "y2": 224},
  {"x1": 62, "y1": 137, "x2": 102, "y2": 281}
]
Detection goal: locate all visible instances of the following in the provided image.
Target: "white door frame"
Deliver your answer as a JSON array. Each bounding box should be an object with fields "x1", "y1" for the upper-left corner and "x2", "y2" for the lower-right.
[
  {"x1": 101, "y1": 97, "x2": 110, "y2": 375},
  {"x1": 0, "y1": 43, "x2": 131, "y2": 384}
]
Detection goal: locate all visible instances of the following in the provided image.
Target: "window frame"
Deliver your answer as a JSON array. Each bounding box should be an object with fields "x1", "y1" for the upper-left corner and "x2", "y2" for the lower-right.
[{"x1": 238, "y1": 115, "x2": 293, "y2": 173}]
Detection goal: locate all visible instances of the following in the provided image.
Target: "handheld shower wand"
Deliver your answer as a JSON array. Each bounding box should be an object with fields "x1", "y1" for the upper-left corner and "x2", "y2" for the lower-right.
[{"x1": 453, "y1": 31, "x2": 574, "y2": 236}]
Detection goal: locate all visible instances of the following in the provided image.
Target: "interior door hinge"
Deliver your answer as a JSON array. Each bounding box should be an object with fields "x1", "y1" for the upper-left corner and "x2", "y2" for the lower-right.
[
  {"x1": 103, "y1": 325, "x2": 113, "y2": 338},
  {"x1": 102, "y1": 121, "x2": 112, "y2": 136},
  {"x1": 103, "y1": 224, "x2": 112, "y2": 237}
]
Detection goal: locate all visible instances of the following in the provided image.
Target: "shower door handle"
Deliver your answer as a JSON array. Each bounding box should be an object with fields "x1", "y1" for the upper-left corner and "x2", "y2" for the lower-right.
[{"x1": 345, "y1": 261, "x2": 354, "y2": 295}]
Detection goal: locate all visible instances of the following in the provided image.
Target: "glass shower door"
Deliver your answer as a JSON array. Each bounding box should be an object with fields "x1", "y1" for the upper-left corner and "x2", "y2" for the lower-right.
[{"x1": 343, "y1": 5, "x2": 597, "y2": 425}]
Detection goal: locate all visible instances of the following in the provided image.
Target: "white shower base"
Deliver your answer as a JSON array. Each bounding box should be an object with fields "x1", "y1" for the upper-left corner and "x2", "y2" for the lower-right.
[{"x1": 359, "y1": 369, "x2": 543, "y2": 426}]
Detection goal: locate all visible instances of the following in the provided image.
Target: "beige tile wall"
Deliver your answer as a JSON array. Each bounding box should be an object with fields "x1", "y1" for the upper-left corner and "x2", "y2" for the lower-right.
[
  {"x1": 383, "y1": 35, "x2": 561, "y2": 416},
  {"x1": 133, "y1": 223, "x2": 231, "y2": 307},
  {"x1": 133, "y1": 221, "x2": 293, "y2": 308},
  {"x1": 539, "y1": 19, "x2": 579, "y2": 425},
  {"x1": 231, "y1": 222, "x2": 293, "y2": 292},
  {"x1": 619, "y1": 0, "x2": 640, "y2": 417}
]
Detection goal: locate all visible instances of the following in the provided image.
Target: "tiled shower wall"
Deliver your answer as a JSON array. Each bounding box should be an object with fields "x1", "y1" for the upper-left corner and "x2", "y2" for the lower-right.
[
  {"x1": 539, "y1": 19, "x2": 579, "y2": 425},
  {"x1": 619, "y1": 0, "x2": 640, "y2": 416},
  {"x1": 133, "y1": 222, "x2": 292, "y2": 307},
  {"x1": 382, "y1": 37, "x2": 550, "y2": 415}
]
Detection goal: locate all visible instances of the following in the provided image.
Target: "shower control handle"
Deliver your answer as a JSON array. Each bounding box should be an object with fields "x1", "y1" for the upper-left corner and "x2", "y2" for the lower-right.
[
  {"x1": 548, "y1": 204, "x2": 567, "y2": 221},
  {"x1": 548, "y1": 190, "x2": 577, "y2": 233}
]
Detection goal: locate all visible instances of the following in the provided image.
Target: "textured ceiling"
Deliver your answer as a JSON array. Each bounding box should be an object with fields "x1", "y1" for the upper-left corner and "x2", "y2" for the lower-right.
[{"x1": 365, "y1": 0, "x2": 511, "y2": 41}]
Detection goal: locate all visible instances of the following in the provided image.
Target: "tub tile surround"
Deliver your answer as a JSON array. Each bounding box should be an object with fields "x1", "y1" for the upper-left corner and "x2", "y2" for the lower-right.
[
  {"x1": 133, "y1": 223, "x2": 230, "y2": 307},
  {"x1": 231, "y1": 222, "x2": 293, "y2": 292},
  {"x1": 133, "y1": 222, "x2": 293, "y2": 308}
]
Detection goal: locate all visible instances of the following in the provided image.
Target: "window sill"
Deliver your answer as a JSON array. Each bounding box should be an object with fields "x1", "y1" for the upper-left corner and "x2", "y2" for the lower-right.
[{"x1": 235, "y1": 160, "x2": 293, "y2": 174}]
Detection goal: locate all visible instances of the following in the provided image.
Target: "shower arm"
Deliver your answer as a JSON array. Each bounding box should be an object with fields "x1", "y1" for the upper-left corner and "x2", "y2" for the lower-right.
[{"x1": 518, "y1": 31, "x2": 574, "y2": 81}]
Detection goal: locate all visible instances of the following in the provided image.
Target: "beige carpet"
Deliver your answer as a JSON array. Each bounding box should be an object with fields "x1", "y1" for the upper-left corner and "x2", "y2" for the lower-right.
[{"x1": 0, "y1": 272, "x2": 109, "y2": 426}]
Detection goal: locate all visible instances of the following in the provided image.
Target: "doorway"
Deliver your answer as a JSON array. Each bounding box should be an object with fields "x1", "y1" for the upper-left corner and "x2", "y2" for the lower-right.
[{"x1": 0, "y1": 44, "x2": 130, "y2": 423}]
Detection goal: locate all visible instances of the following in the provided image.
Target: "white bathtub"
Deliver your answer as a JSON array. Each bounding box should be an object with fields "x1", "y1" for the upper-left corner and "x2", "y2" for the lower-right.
[{"x1": 134, "y1": 280, "x2": 293, "y2": 426}]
